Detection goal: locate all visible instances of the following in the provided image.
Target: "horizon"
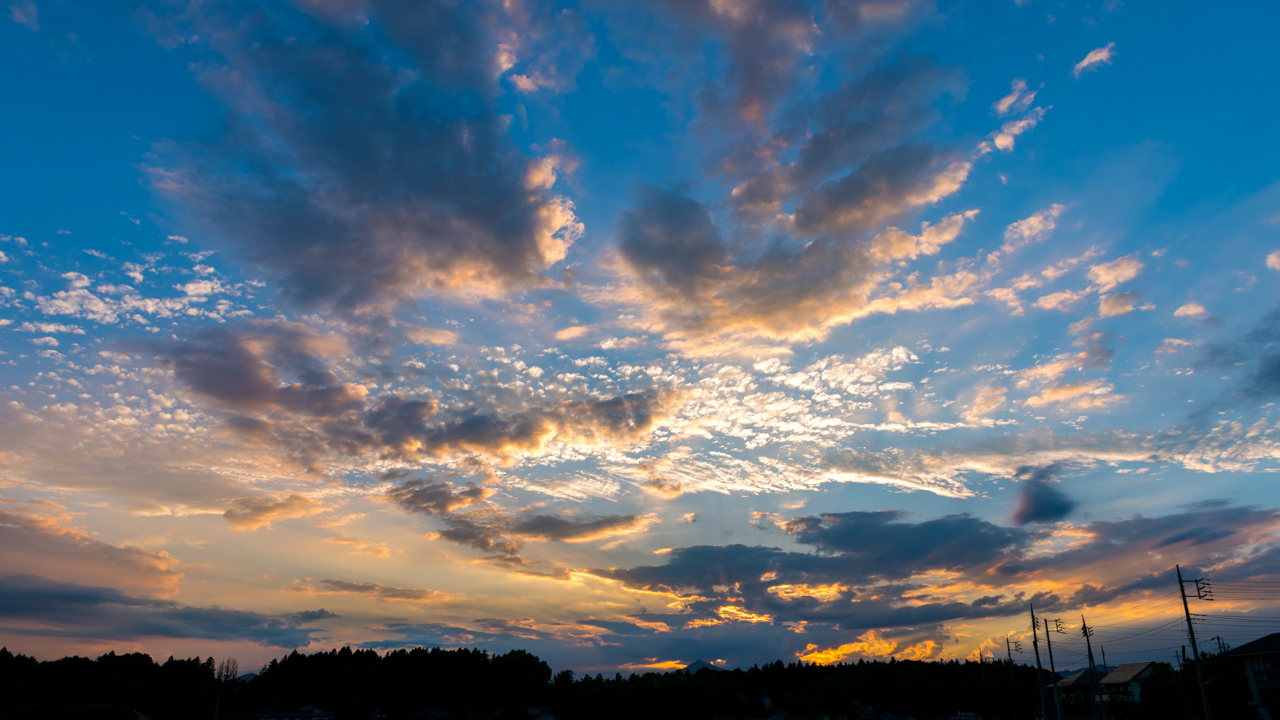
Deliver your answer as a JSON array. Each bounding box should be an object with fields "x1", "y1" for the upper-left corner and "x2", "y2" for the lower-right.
[{"x1": 2, "y1": 0, "x2": 1280, "y2": 676}]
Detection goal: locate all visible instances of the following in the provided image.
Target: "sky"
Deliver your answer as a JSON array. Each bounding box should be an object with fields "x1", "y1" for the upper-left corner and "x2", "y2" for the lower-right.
[{"x1": 2, "y1": 0, "x2": 1280, "y2": 675}]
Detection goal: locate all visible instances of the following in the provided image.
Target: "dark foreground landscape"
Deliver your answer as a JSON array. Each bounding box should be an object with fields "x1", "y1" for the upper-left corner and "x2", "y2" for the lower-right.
[{"x1": 0, "y1": 644, "x2": 1263, "y2": 720}]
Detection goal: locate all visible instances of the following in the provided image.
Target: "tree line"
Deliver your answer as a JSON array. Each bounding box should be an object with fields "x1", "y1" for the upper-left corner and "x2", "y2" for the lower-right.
[{"x1": 0, "y1": 644, "x2": 1256, "y2": 719}]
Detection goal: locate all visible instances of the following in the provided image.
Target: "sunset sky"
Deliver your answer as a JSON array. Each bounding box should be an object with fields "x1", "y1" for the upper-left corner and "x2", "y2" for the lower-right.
[{"x1": 3, "y1": 0, "x2": 1280, "y2": 674}]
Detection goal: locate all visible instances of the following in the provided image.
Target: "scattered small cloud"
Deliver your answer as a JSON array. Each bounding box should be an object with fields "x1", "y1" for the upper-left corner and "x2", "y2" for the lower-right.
[
  {"x1": 1156, "y1": 338, "x2": 1193, "y2": 354},
  {"x1": 8, "y1": 0, "x2": 38, "y2": 31},
  {"x1": 1073, "y1": 42, "x2": 1116, "y2": 78}
]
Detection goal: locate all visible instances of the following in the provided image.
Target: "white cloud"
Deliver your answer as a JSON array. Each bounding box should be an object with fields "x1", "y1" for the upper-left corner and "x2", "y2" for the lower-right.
[
  {"x1": 1087, "y1": 254, "x2": 1143, "y2": 292},
  {"x1": 1025, "y1": 380, "x2": 1118, "y2": 409},
  {"x1": 1267, "y1": 250, "x2": 1280, "y2": 271},
  {"x1": 15, "y1": 322, "x2": 85, "y2": 334},
  {"x1": 1174, "y1": 302, "x2": 1207, "y2": 317},
  {"x1": 1156, "y1": 338, "x2": 1193, "y2": 354},
  {"x1": 992, "y1": 107, "x2": 1047, "y2": 152},
  {"x1": 993, "y1": 79, "x2": 1037, "y2": 117},
  {"x1": 1098, "y1": 292, "x2": 1140, "y2": 318},
  {"x1": 405, "y1": 326, "x2": 459, "y2": 345},
  {"x1": 1033, "y1": 288, "x2": 1089, "y2": 311},
  {"x1": 1073, "y1": 42, "x2": 1116, "y2": 78},
  {"x1": 1002, "y1": 204, "x2": 1067, "y2": 252}
]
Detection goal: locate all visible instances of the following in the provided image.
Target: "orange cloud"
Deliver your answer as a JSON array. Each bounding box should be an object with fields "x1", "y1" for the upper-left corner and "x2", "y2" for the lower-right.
[
  {"x1": 800, "y1": 630, "x2": 897, "y2": 664},
  {"x1": 224, "y1": 494, "x2": 323, "y2": 530}
]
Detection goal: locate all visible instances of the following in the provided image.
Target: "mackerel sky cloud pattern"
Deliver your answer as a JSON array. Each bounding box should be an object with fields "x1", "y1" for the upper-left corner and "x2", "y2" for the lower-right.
[{"x1": 1, "y1": 0, "x2": 1280, "y2": 673}]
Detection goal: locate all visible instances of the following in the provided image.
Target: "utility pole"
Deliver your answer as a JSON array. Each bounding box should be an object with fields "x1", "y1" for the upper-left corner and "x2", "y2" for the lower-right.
[
  {"x1": 1044, "y1": 618, "x2": 1063, "y2": 720},
  {"x1": 1081, "y1": 615, "x2": 1105, "y2": 720},
  {"x1": 1177, "y1": 564, "x2": 1213, "y2": 720},
  {"x1": 1101, "y1": 645, "x2": 1108, "y2": 676},
  {"x1": 1006, "y1": 635, "x2": 1023, "y2": 678},
  {"x1": 1029, "y1": 604, "x2": 1049, "y2": 720}
]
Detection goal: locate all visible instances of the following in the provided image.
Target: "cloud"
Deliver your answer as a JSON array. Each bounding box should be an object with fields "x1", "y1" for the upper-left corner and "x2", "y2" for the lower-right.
[
  {"x1": 386, "y1": 478, "x2": 494, "y2": 516},
  {"x1": 0, "y1": 574, "x2": 331, "y2": 648},
  {"x1": 15, "y1": 322, "x2": 85, "y2": 334},
  {"x1": 8, "y1": 0, "x2": 38, "y2": 31},
  {"x1": 587, "y1": 499, "x2": 1280, "y2": 651},
  {"x1": 1073, "y1": 42, "x2": 1116, "y2": 77},
  {"x1": 1011, "y1": 466, "x2": 1076, "y2": 525},
  {"x1": 387, "y1": 478, "x2": 653, "y2": 565},
  {"x1": 291, "y1": 578, "x2": 438, "y2": 602},
  {"x1": 1267, "y1": 250, "x2": 1280, "y2": 271},
  {"x1": 793, "y1": 145, "x2": 971, "y2": 235},
  {"x1": 223, "y1": 494, "x2": 323, "y2": 530},
  {"x1": 636, "y1": 0, "x2": 821, "y2": 127},
  {"x1": 1199, "y1": 304, "x2": 1280, "y2": 400},
  {"x1": 991, "y1": 107, "x2": 1047, "y2": 153},
  {"x1": 1174, "y1": 302, "x2": 1207, "y2": 317},
  {"x1": 143, "y1": 0, "x2": 582, "y2": 311},
  {"x1": 613, "y1": 184, "x2": 980, "y2": 349},
  {"x1": 1156, "y1": 338, "x2": 1193, "y2": 354},
  {"x1": 800, "y1": 629, "x2": 911, "y2": 663},
  {"x1": 145, "y1": 321, "x2": 362, "y2": 416},
  {"x1": 963, "y1": 384, "x2": 1007, "y2": 424},
  {"x1": 0, "y1": 499, "x2": 182, "y2": 599},
  {"x1": 1098, "y1": 291, "x2": 1140, "y2": 318},
  {"x1": 781, "y1": 511, "x2": 1025, "y2": 573},
  {"x1": 365, "y1": 389, "x2": 677, "y2": 460},
  {"x1": 1001, "y1": 204, "x2": 1066, "y2": 253},
  {"x1": 1033, "y1": 288, "x2": 1090, "y2": 311},
  {"x1": 146, "y1": 323, "x2": 680, "y2": 470},
  {"x1": 1087, "y1": 254, "x2": 1143, "y2": 291},
  {"x1": 509, "y1": 513, "x2": 658, "y2": 542},
  {"x1": 554, "y1": 326, "x2": 590, "y2": 341},
  {"x1": 405, "y1": 327, "x2": 459, "y2": 346},
  {"x1": 1024, "y1": 380, "x2": 1117, "y2": 409},
  {"x1": 993, "y1": 78, "x2": 1036, "y2": 117}
]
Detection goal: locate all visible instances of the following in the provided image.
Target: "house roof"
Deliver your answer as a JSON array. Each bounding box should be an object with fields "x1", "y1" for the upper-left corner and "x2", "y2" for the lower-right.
[
  {"x1": 1225, "y1": 633, "x2": 1280, "y2": 658},
  {"x1": 1099, "y1": 661, "x2": 1155, "y2": 685},
  {"x1": 1055, "y1": 668, "x2": 1105, "y2": 687}
]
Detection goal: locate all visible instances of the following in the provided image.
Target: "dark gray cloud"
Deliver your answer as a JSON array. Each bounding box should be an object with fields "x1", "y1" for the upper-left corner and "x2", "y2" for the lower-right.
[
  {"x1": 365, "y1": 390, "x2": 672, "y2": 460},
  {"x1": 994, "y1": 501, "x2": 1276, "y2": 577},
  {"x1": 509, "y1": 514, "x2": 653, "y2": 542},
  {"x1": 590, "y1": 501, "x2": 1280, "y2": 637},
  {"x1": 618, "y1": 186, "x2": 730, "y2": 301},
  {"x1": 387, "y1": 478, "x2": 494, "y2": 516},
  {"x1": 1202, "y1": 304, "x2": 1280, "y2": 400},
  {"x1": 730, "y1": 57, "x2": 963, "y2": 219},
  {"x1": 143, "y1": 322, "x2": 362, "y2": 417},
  {"x1": 1012, "y1": 480, "x2": 1076, "y2": 525},
  {"x1": 0, "y1": 574, "x2": 331, "y2": 647},
  {"x1": 1011, "y1": 464, "x2": 1077, "y2": 525},
  {"x1": 143, "y1": 0, "x2": 580, "y2": 311},
  {"x1": 145, "y1": 325, "x2": 674, "y2": 464},
  {"x1": 781, "y1": 510, "x2": 1026, "y2": 574},
  {"x1": 618, "y1": 0, "x2": 818, "y2": 129},
  {"x1": 792, "y1": 143, "x2": 965, "y2": 235},
  {"x1": 293, "y1": 579, "x2": 437, "y2": 602},
  {"x1": 387, "y1": 478, "x2": 654, "y2": 565}
]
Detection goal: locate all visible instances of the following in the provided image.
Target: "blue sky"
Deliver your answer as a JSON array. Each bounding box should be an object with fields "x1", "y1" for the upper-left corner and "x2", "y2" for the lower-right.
[{"x1": 2, "y1": 0, "x2": 1280, "y2": 673}]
